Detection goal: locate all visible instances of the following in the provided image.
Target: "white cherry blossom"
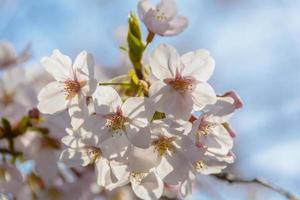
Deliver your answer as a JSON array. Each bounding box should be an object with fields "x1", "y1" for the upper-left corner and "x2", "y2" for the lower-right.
[
  {"x1": 84, "y1": 86, "x2": 154, "y2": 148},
  {"x1": 37, "y1": 50, "x2": 97, "y2": 129},
  {"x1": 0, "y1": 67, "x2": 36, "y2": 122},
  {"x1": 149, "y1": 44, "x2": 217, "y2": 119},
  {"x1": 59, "y1": 127, "x2": 129, "y2": 189},
  {"x1": 0, "y1": 41, "x2": 17, "y2": 68},
  {"x1": 138, "y1": 0, "x2": 188, "y2": 36}
]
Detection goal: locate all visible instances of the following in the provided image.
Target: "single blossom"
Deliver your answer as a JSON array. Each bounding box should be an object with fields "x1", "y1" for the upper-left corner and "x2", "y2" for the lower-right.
[
  {"x1": 107, "y1": 169, "x2": 164, "y2": 200},
  {"x1": 59, "y1": 127, "x2": 129, "y2": 189},
  {"x1": 0, "y1": 67, "x2": 36, "y2": 122},
  {"x1": 0, "y1": 41, "x2": 17, "y2": 68},
  {"x1": 138, "y1": 0, "x2": 188, "y2": 36},
  {"x1": 128, "y1": 119, "x2": 195, "y2": 186},
  {"x1": 84, "y1": 86, "x2": 154, "y2": 148},
  {"x1": 149, "y1": 44, "x2": 217, "y2": 119},
  {"x1": 37, "y1": 50, "x2": 97, "y2": 129},
  {"x1": 15, "y1": 131, "x2": 60, "y2": 184}
]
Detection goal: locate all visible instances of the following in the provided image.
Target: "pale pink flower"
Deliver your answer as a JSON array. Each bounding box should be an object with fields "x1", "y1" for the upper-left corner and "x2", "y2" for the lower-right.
[
  {"x1": 0, "y1": 41, "x2": 17, "y2": 68},
  {"x1": 37, "y1": 50, "x2": 97, "y2": 128},
  {"x1": 59, "y1": 127, "x2": 129, "y2": 189},
  {"x1": 85, "y1": 86, "x2": 155, "y2": 148},
  {"x1": 128, "y1": 119, "x2": 194, "y2": 186},
  {"x1": 149, "y1": 44, "x2": 217, "y2": 119},
  {"x1": 138, "y1": 0, "x2": 188, "y2": 36}
]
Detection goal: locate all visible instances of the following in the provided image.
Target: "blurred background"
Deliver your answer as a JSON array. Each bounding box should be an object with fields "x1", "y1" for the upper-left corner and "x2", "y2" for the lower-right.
[{"x1": 0, "y1": 0, "x2": 299, "y2": 199}]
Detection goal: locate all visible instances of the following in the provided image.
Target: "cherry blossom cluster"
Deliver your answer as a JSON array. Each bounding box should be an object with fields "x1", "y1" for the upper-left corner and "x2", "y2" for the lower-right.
[
  {"x1": 35, "y1": 0, "x2": 242, "y2": 199},
  {"x1": 0, "y1": 0, "x2": 242, "y2": 199}
]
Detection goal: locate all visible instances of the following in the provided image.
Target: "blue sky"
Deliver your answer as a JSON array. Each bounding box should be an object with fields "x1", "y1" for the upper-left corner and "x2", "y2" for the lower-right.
[{"x1": 1, "y1": 0, "x2": 300, "y2": 199}]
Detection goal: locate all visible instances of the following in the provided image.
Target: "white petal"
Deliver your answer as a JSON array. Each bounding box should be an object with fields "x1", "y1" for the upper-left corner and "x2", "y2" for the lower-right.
[
  {"x1": 150, "y1": 84, "x2": 193, "y2": 120},
  {"x1": 122, "y1": 97, "x2": 154, "y2": 121},
  {"x1": 128, "y1": 146, "x2": 159, "y2": 172},
  {"x1": 100, "y1": 133, "x2": 131, "y2": 161},
  {"x1": 37, "y1": 81, "x2": 67, "y2": 114},
  {"x1": 138, "y1": 0, "x2": 153, "y2": 20},
  {"x1": 73, "y1": 51, "x2": 95, "y2": 81},
  {"x1": 95, "y1": 157, "x2": 114, "y2": 187},
  {"x1": 35, "y1": 150, "x2": 59, "y2": 184},
  {"x1": 156, "y1": 156, "x2": 173, "y2": 180},
  {"x1": 68, "y1": 97, "x2": 90, "y2": 130},
  {"x1": 132, "y1": 171, "x2": 163, "y2": 200},
  {"x1": 59, "y1": 148, "x2": 91, "y2": 167},
  {"x1": 192, "y1": 82, "x2": 217, "y2": 111},
  {"x1": 181, "y1": 49, "x2": 215, "y2": 82},
  {"x1": 41, "y1": 49, "x2": 72, "y2": 81},
  {"x1": 149, "y1": 44, "x2": 181, "y2": 80},
  {"x1": 125, "y1": 125, "x2": 151, "y2": 148},
  {"x1": 163, "y1": 16, "x2": 188, "y2": 36},
  {"x1": 93, "y1": 86, "x2": 122, "y2": 114},
  {"x1": 204, "y1": 92, "x2": 242, "y2": 124}
]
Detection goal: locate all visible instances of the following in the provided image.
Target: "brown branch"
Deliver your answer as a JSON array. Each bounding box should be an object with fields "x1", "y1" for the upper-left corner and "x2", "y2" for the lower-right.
[{"x1": 213, "y1": 172, "x2": 299, "y2": 200}]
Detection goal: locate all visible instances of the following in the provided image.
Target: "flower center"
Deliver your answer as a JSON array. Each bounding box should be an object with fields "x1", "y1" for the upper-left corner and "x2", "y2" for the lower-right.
[
  {"x1": 197, "y1": 123, "x2": 216, "y2": 136},
  {"x1": 62, "y1": 79, "x2": 85, "y2": 99},
  {"x1": 154, "y1": 9, "x2": 167, "y2": 22},
  {"x1": 105, "y1": 108, "x2": 127, "y2": 132},
  {"x1": 152, "y1": 136, "x2": 176, "y2": 156},
  {"x1": 86, "y1": 147, "x2": 101, "y2": 163},
  {"x1": 165, "y1": 76, "x2": 195, "y2": 93},
  {"x1": 0, "y1": 91, "x2": 14, "y2": 106},
  {"x1": 194, "y1": 160, "x2": 207, "y2": 172},
  {"x1": 130, "y1": 172, "x2": 147, "y2": 184}
]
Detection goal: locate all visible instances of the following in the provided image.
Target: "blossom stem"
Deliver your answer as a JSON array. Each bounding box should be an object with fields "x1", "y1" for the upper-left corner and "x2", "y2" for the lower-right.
[
  {"x1": 213, "y1": 172, "x2": 299, "y2": 200},
  {"x1": 146, "y1": 31, "x2": 155, "y2": 47}
]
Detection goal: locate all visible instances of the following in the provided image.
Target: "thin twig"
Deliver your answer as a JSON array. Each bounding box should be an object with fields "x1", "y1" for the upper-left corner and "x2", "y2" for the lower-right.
[{"x1": 213, "y1": 172, "x2": 299, "y2": 200}]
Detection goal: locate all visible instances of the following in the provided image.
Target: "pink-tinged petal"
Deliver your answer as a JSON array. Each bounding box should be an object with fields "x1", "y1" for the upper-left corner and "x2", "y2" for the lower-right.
[
  {"x1": 150, "y1": 83, "x2": 193, "y2": 120},
  {"x1": 204, "y1": 93, "x2": 241, "y2": 124},
  {"x1": 73, "y1": 51, "x2": 95, "y2": 81},
  {"x1": 131, "y1": 171, "x2": 164, "y2": 200},
  {"x1": 192, "y1": 82, "x2": 217, "y2": 111},
  {"x1": 122, "y1": 97, "x2": 154, "y2": 121},
  {"x1": 156, "y1": 0, "x2": 177, "y2": 20},
  {"x1": 138, "y1": 0, "x2": 153, "y2": 20},
  {"x1": 37, "y1": 81, "x2": 67, "y2": 114},
  {"x1": 41, "y1": 50, "x2": 72, "y2": 81},
  {"x1": 149, "y1": 44, "x2": 181, "y2": 80},
  {"x1": 181, "y1": 49, "x2": 215, "y2": 81},
  {"x1": 223, "y1": 122, "x2": 236, "y2": 138},
  {"x1": 163, "y1": 16, "x2": 188, "y2": 36},
  {"x1": 68, "y1": 97, "x2": 89, "y2": 130},
  {"x1": 93, "y1": 86, "x2": 122, "y2": 114},
  {"x1": 220, "y1": 91, "x2": 243, "y2": 109}
]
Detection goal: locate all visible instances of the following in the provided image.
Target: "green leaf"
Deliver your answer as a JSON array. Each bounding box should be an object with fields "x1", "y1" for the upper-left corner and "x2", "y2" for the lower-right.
[
  {"x1": 151, "y1": 111, "x2": 166, "y2": 122},
  {"x1": 1, "y1": 118, "x2": 11, "y2": 135}
]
